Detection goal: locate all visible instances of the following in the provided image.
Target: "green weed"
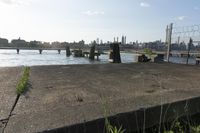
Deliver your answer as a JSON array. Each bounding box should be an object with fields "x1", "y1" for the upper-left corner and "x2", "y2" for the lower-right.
[
  {"x1": 105, "y1": 117, "x2": 125, "y2": 133},
  {"x1": 144, "y1": 48, "x2": 153, "y2": 56},
  {"x1": 191, "y1": 125, "x2": 200, "y2": 133},
  {"x1": 102, "y1": 98, "x2": 126, "y2": 133},
  {"x1": 16, "y1": 67, "x2": 30, "y2": 95}
]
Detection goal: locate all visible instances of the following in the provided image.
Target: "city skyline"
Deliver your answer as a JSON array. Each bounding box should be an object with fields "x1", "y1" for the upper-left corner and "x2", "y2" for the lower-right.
[{"x1": 0, "y1": 0, "x2": 200, "y2": 43}]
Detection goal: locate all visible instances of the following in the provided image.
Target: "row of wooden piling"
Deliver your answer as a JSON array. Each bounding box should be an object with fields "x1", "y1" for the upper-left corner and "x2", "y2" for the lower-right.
[
  {"x1": 14, "y1": 43, "x2": 122, "y2": 63},
  {"x1": 73, "y1": 43, "x2": 122, "y2": 63}
]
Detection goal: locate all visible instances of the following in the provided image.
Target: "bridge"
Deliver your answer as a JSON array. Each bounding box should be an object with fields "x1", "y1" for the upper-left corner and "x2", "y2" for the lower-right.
[
  {"x1": 0, "y1": 47, "x2": 101, "y2": 60},
  {"x1": 0, "y1": 47, "x2": 71, "y2": 54},
  {"x1": 0, "y1": 47, "x2": 68, "y2": 50},
  {"x1": 0, "y1": 47, "x2": 80, "y2": 54}
]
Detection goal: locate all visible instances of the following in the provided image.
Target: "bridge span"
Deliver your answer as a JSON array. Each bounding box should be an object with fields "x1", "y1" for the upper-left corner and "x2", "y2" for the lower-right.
[{"x1": 0, "y1": 47, "x2": 73, "y2": 54}]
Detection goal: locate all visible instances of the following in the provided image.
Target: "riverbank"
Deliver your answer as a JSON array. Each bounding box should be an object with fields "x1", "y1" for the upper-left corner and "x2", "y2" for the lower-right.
[{"x1": 0, "y1": 63, "x2": 200, "y2": 133}]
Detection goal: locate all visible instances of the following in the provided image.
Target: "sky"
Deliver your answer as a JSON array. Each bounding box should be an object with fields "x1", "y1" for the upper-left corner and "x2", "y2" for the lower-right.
[{"x1": 0, "y1": 0, "x2": 200, "y2": 44}]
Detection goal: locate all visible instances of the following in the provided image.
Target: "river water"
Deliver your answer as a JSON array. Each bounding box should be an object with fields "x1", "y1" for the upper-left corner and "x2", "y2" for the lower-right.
[{"x1": 0, "y1": 50, "x2": 196, "y2": 67}]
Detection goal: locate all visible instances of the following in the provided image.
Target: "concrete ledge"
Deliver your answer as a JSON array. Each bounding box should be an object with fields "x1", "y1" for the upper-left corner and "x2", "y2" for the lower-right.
[
  {"x1": 2, "y1": 63, "x2": 200, "y2": 133},
  {"x1": 40, "y1": 96, "x2": 200, "y2": 133}
]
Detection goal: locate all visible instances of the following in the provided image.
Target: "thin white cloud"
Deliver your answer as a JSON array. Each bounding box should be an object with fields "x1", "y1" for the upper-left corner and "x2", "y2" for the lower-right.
[
  {"x1": 0, "y1": 0, "x2": 32, "y2": 5},
  {"x1": 140, "y1": 2, "x2": 150, "y2": 7},
  {"x1": 176, "y1": 16, "x2": 187, "y2": 21},
  {"x1": 82, "y1": 10, "x2": 105, "y2": 16}
]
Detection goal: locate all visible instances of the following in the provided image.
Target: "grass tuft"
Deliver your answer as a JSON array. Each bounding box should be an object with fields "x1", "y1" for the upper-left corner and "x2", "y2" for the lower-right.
[
  {"x1": 16, "y1": 67, "x2": 30, "y2": 95},
  {"x1": 105, "y1": 118, "x2": 125, "y2": 133}
]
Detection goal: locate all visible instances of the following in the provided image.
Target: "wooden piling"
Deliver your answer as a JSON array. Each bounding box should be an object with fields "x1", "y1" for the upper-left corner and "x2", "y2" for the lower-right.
[
  {"x1": 196, "y1": 57, "x2": 200, "y2": 65},
  {"x1": 96, "y1": 54, "x2": 99, "y2": 60},
  {"x1": 109, "y1": 51, "x2": 113, "y2": 62},
  {"x1": 83, "y1": 52, "x2": 89, "y2": 57},
  {"x1": 66, "y1": 46, "x2": 71, "y2": 57},
  {"x1": 39, "y1": 49, "x2": 42, "y2": 54},
  {"x1": 95, "y1": 52, "x2": 100, "y2": 60},
  {"x1": 16, "y1": 49, "x2": 19, "y2": 54},
  {"x1": 74, "y1": 49, "x2": 83, "y2": 57},
  {"x1": 110, "y1": 43, "x2": 121, "y2": 63},
  {"x1": 89, "y1": 45, "x2": 95, "y2": 60},
  {"x1": 58, "y1": 49, "x2": 61, "y2": 54}
]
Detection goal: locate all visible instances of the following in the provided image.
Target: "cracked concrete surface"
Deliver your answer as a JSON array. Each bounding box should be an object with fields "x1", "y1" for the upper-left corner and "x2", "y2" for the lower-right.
[
  {"x1": 0, "y1": 67, "x2": 22, "y2": 133},
  {"x1": 0, "y1": 63, "x2": 200, "y2": 133}
]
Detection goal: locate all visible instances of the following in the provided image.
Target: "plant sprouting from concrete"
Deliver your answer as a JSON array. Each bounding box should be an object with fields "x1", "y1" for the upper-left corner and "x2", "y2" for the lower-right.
[
  {"x1": 105, "y1": 119, "x2": 125, "y2": 133},
  {"x1": 191, "y1": 125, "x2": 200, "y2": 133},
  {"x1": 101, "y1": 97, "x2": 126, "y2": 133},
  {"x1": 16, "y1": 67, "x2": 30, "y2": 95}
]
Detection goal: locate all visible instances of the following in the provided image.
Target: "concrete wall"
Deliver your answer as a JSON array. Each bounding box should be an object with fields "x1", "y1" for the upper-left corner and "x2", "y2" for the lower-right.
[{"x1": 40, "y1": 96, "x2": 200, "y2": 133}]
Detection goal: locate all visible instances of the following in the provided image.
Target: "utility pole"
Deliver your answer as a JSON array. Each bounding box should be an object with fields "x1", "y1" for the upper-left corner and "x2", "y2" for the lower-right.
[{"x1": 166, "y1": 23, "x2": 173, "y2": 62}]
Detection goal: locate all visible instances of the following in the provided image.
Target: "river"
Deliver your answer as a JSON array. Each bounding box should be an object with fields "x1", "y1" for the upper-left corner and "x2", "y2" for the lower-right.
[{"x1": 0, "y1": 50, "x2": 196, "y2": 67}]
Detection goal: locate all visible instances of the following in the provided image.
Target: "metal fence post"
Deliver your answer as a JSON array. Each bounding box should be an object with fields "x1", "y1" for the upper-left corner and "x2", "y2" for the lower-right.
[{"x1": 166, "y1": 23, "x2": 173, "y2": 62}]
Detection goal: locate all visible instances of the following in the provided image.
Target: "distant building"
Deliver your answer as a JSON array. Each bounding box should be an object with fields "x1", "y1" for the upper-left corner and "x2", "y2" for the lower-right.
[
  {"x1": 42, "y1": 42, "x2": 51, "y2": 48},
  {"x1": 29, "y1": 41, "x2": 42, "y2": 47},
  {"x1": 124, "y1": 36, "x2": 126, "y2": 44},
  {"x1": 51, "y1": 41, "x2": 61, "y2": 48},
  {"x1": 78, "y1": 40, "x2": 85, "y2": 45},
  {"x1": 121, "y1": 35, "x2": 126, "y2": 45},
  {"x1": 96, "y1": 38, "x2": 99, "y2": 44},
  {"x1": 11, "y1": 38, "x2": 27, "y2": 47},
  {"x1": 121, "y1": 36, "x2": 124, "y2": 44},
  {"x1": 0, "y1": 37, "x2": 9, "y2": 47},
  {"x1": 100, "y1": 40, "x2": 103, "y2": 44}
]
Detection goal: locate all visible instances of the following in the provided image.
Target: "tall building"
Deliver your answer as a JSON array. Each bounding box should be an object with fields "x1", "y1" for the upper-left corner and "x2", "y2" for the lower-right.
[
  {"x1": 124, "y1": 36, "x2": 126, "y2": 44},
  {"x1": 121, "y1": 36, "x2": 124, "y2": 44},
  {"x1": 96, "y1": 38, "x2": 99, "y2": 44},
  {"x1": 122, "y1": 35, "x2": 126, "y2": 45},
  {"x1": 100, "y1": 40, "x2": 103, "y2": 44}
]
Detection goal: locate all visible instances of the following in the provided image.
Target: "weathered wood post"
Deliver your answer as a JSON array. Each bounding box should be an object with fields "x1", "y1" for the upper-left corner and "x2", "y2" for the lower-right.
[
  {"x1": 97, "y1": 55, "x2": 99, "y2": 60},
  {"x1": 39, "y1": 49, "x2": 42, "y2": 54},
  {"x1": 154, "y1": 54, "x2": 164, "y2": 62},
  {"x1": 89, "y1": 45, "x2": 95, "y2": 60},
  {"x1": 110, "y1": 43, "x2": 121, "y2": 63},
  {"x1": 196, "y1": 57, "x2": 200, "y2": 65},
  {"x1": 66, "y1": 46, "x2": 71, "y2": 57},
  {"x1": 109, "y1": 50, "x2": 113, "y2": 62},
  {"x1": 74, "y1": 49, "x2": 83, "y2": 57},
  {"x1": 58, "y1": 49, "x2": 61, "y2": 54},
  {"x1": 16, "y1": 49, "x2": 19, "y2": 54},
  {"x1": 95, "y1": 52, "x2": 100, "y2": 60},
  {"x1": 186, "y1": 38, "x2": 192, "y2": 64}
]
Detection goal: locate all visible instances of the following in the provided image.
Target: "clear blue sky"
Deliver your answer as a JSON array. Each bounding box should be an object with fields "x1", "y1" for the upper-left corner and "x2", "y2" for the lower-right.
[{"x1": 0, "y1": 0, "x2": 200, "y2": 43}]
